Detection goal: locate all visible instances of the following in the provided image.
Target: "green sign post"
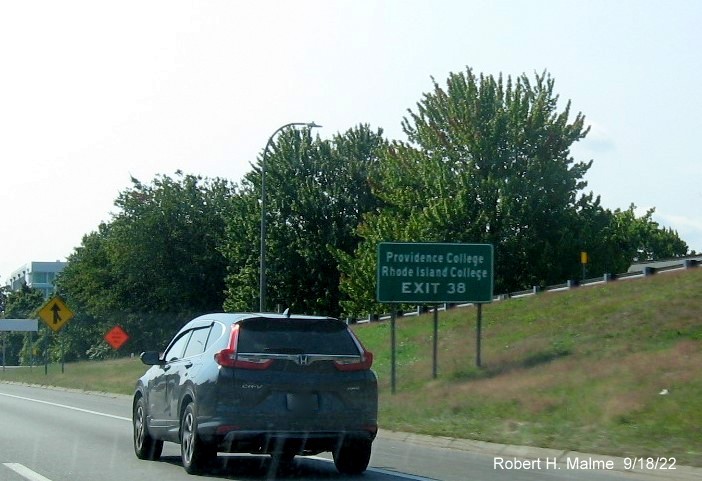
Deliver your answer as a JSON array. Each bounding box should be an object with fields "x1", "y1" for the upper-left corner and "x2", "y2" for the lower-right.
[{"x1": 377, "y1": 242, "x2": 494, "y2": 392}]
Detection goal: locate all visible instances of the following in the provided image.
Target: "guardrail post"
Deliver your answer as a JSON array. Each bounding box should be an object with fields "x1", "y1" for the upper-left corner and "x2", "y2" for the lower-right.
[
  {"x1": 533, "y1": 285, "x2": 541, "y2": 294},
  {"x1": 567, "y1": 279, "x2": 580, "y2": 289}
]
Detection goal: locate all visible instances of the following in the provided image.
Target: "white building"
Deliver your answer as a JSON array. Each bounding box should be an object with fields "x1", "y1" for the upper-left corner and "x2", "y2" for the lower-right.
[{"x1": 6, "y1": 261, "x2": 67, "y2": 298}]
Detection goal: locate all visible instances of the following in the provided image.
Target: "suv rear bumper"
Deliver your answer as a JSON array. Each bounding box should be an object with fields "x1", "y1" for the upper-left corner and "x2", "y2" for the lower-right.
[{"x1": 200, "y1": 425, "x2": 377, "y2": 455}]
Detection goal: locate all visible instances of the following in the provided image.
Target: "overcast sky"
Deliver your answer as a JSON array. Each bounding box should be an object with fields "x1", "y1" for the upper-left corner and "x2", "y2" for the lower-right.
[{"x1": 2, "y1": 0, "x2": 701, "y2": 283}]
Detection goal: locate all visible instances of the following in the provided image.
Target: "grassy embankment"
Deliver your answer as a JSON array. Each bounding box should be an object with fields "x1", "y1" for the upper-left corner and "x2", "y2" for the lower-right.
[{"x1": 2, "y1": 268, "x2": 701, "y2": 465}]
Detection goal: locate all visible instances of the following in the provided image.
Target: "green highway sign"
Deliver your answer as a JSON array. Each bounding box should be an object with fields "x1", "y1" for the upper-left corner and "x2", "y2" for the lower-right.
[{"x1": 377, "y1": 242, "x2": 494, "y2": 304}]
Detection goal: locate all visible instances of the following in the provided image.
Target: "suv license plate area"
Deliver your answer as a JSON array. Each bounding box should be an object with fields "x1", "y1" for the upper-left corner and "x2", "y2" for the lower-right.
[{"x1": 286, "y1": 392, "x2": 320, "y2": 412}]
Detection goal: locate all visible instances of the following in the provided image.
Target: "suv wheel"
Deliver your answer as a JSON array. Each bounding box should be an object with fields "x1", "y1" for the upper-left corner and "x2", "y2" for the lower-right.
[
  {"x1": 133, "y1": 396, "x2": 163, "y2": 460},
  {"x1": 181, "y1": 402, "x2": 216, "y2": 474},
  {"x1": 333, "y1": 439, "x2": 372, "y2": 474}
]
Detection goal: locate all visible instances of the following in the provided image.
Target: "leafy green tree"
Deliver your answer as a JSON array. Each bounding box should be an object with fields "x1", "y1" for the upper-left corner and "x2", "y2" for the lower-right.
[
  {"x1": 339, "y1": 69, "x2": 593, "y2": 314},
  {"x1": 623, "y1": 207, "x2": 688, "y2": 261},
  {"x1": 2, "y1": 284, "x2": 45, "y2": 365},
  {"x1": 221, "y1": 188, "x2": 261, "y2": 313},
  {"x1": 0, "y1": 286, "x2": 9, "y2": 315},
  {"x1": 57, "y1": 172, "x2": 235, "y2": 355},
  {"x1": 108, "y1": 172, "x2": 233, "y2": 316},
  {"x1": 222, "y1": 124, "x2": 386, "y2": 316},
  {"x1": 50, "y1": 225, "x2": 125, "y2": 359},
  {"x1": 580, "y1": 204, "x2": 688, "y2": 276},
  {"x1": 2, "y1": 284, "x2": 45, "y2": 319}
]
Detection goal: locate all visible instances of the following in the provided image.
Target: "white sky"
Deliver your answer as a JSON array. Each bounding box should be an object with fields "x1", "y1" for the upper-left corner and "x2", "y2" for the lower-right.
[{"x1": 2, "y1": 0, "x2": 701, "y2": 283}]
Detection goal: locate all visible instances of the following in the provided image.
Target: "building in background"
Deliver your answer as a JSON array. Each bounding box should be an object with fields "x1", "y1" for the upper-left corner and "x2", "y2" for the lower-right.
[{"x1": 6, "y1": 261, "x2": 67, "y2": 298}]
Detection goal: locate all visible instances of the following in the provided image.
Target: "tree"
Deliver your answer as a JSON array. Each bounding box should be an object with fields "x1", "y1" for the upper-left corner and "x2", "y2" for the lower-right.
[
  {"x1": 108, "y1": 172, "x2": 233, "y2": 316},
  {"x1": 222, "y1": 124, "x2": 386, "y2": 316},
  {"x1": 1, "y1": 284, "x2": 45, "y2": 365},
  {"x1": 2, "y1": 284, "x2": 44, "y2": 319},
  {"x1": 0, "y1": 286, "x2": 10, "y2": 316},
  {"x1": 57, "y1": 172, "x2": 235, "y2": 355},
  {"x1": 580, "y1": 204, "x2": 688, "y2": 275},
  {"x1": 339, "y1": 69, "x2": 594, "y2": 314}
]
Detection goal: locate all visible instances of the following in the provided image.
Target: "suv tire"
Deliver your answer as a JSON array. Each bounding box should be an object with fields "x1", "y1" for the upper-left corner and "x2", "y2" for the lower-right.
[
  {"x1": 333, "y1": 438, "x2": 372, "y2": 474},
  {"x1": 133, "y1": 396, "x2": 163, "y2": 461},
  {"x1": 181, "y1": 402, "x2": 216, "y2": 474}
]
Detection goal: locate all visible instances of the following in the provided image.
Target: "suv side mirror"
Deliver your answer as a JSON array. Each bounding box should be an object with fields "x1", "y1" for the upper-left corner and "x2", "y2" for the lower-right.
[{"x1": 140, "y1": 351, "x2": 165, "y2": 366}]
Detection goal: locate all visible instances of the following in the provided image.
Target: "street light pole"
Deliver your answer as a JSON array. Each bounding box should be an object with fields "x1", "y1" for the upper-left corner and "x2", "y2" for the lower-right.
[{"x1": 260, "y1": 121, "x2": 321, "y2": 312}]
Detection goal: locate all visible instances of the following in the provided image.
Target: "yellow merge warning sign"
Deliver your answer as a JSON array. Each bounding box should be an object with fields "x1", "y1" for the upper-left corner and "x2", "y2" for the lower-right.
[{"x1": 37, "y1": 295, "x2": 75, "y2": 333}]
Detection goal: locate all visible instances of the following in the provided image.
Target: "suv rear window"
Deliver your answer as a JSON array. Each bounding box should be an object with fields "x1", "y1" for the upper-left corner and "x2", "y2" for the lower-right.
[{"x1": 237, "y1": 318, "x2": 359, "y2": 356}]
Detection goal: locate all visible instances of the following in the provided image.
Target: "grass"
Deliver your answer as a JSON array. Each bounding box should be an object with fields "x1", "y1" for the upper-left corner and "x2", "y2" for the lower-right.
[
  {"x1": 2, "y1": 269, "x2": 701, "y2": 465},
  {"x1": 353, "y1": 268, "x2": 702, "y2": 465},
  {"x1": 0, "y1": 356, "x2": 147, "y2": 395}
]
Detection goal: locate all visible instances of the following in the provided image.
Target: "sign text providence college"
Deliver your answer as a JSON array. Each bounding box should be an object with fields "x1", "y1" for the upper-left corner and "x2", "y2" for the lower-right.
[{"x1": 377, "y1": 242, "x2": 493, "y2": 304}]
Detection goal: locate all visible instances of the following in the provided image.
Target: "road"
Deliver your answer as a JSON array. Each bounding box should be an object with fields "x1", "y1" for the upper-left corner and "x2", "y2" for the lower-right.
[{"x1": 0, "y1": 383, "x2": 697, "y2": 481}]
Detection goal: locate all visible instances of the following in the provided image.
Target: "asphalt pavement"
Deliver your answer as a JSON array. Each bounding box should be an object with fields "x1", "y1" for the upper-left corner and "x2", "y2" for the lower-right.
[
  {"x1": 379, "y1": 430, "x2": 701, "y2": 481},
  {"x1": 1, "y1": 381, "x2": 700, "y2": 481}
]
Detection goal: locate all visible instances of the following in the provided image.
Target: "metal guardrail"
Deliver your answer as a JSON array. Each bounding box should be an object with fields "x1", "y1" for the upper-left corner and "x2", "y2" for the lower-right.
[{"x1": 352, "y1": 259, "x2": 699, "y2": 324}]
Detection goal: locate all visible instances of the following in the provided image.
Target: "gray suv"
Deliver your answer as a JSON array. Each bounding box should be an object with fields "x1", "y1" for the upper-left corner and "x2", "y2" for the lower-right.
[{"x1": 133, "y1": 312, "x2": 378, "y2": 474}]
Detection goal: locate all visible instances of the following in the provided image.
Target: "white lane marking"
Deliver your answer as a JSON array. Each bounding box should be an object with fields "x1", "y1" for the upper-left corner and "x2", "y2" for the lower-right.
[
  {"x1": 3, "y1": 463, "x2": 53, "y2": 481},
  {"x1": 308, "y1": 455, "x2": 437, "y2": 481},
  {"x1": 0, "y1": 392, "x2": 130, "y2": 422}
]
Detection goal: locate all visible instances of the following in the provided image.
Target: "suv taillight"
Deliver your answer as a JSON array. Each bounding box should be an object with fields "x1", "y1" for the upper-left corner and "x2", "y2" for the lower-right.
[
  {"x1": 214, "y1": 348, "x2": 273, "y2": 369},
  {"x1": 333, "y1": 350, "x2": 373, "y2": 371},
  {"x1": 335, "y1": 329, "x2": 374, "y2": 371},
  {"x1": 214, "y1": 324, "x2": 273, "y2": 370}
]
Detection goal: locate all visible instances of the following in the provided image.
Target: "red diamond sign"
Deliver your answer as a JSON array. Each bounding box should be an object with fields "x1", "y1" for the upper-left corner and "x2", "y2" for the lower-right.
[{"x1": 104, "y1": 325, "x2": 130, "y2": 350}]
